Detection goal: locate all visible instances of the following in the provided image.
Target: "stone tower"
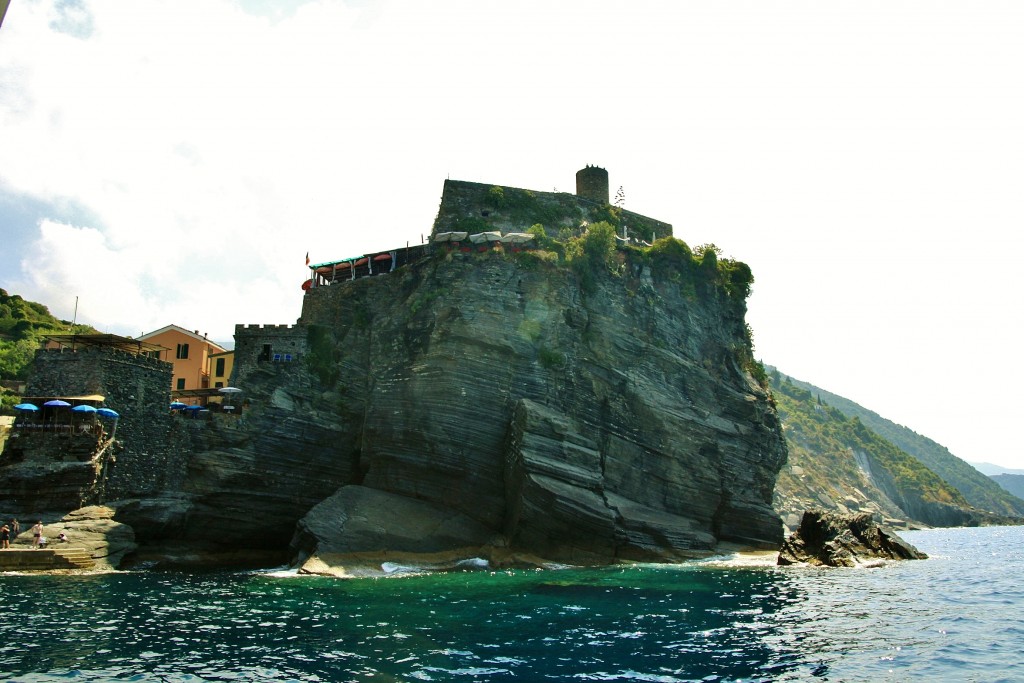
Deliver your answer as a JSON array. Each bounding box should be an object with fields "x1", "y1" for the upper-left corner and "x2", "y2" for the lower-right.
[{"x1": 576, "y1": 165, "x2": 609, "y2": 204}]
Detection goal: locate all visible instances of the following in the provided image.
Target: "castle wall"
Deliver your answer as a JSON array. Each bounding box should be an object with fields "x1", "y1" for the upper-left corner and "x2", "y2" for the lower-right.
[
  {"x1": 432, "y1": 179, "x2": 673, "y2": 243},
  {"x1": 25, "y1": 347, "x2": 183, "y2": 498},
  {"x1": 232, "y1": 324, "x2": 307, "y2": 386}
]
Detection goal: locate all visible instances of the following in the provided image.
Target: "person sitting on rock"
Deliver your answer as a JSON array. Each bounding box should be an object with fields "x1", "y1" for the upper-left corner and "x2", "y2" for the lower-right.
[{"x1": 58, "y1": 532, "x2": 68, "y2": 543}]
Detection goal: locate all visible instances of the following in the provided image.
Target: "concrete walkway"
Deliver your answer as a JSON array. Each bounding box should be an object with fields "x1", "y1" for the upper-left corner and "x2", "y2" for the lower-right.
[{"x1": 0, "y1": 546, "x2": 95, "y2": 571}]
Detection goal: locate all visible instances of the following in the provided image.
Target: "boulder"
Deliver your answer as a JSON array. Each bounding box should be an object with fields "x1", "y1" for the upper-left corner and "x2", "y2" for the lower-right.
[
  {"x1": 777, "y1": 509, "x2": 927, "y2": 567},
  {"x1": 292, "y1": 485, "x2": 499, "y2": 575}
]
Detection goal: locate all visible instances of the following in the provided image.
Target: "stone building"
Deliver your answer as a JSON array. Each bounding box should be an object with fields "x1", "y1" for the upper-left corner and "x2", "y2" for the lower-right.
[
  {"x1": 232, "y1": 324, "x2": 307, "y2": 387},
  {"x1": 1, "y1": 334, "x2": 187, "y2": 509}
]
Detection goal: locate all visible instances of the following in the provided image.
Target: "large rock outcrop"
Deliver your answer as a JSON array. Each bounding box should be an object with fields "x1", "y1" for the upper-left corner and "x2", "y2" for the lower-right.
[
  {"x1": 777, "y1": 509, "x2": 927, "y2": 567},
  {"x1": 2, "y1": 243, "x2": 788, "y2": 569},
  {"x1": 198, "y1": 247, "x2": 787, "y2": 568}
]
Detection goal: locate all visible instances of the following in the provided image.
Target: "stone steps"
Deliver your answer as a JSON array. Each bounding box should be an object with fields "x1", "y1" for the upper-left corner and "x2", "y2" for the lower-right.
[{"x1": 0, "y1": 547, "x2": 96, "y2": 571}]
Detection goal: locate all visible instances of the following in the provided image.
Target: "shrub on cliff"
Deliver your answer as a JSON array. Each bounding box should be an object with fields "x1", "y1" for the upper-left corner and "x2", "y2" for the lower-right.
[
  {"x1": 305, "y1": 325, "x2": 340, "y2": 386},
  {"x1": 565, "y1": 221, "x2": 617, "y2": 292}
]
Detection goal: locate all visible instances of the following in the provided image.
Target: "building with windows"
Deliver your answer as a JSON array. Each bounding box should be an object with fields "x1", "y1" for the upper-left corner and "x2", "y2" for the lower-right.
[
  {"x1": 136, "y1": 325, "x2": 227, "y2": 395},
  {"x1": 208, "y1": 349, "x2": 234, "y2": 389}
]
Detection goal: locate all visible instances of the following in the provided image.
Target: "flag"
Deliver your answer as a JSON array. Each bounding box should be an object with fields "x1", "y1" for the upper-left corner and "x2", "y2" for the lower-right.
[{"x1": 305, "y1": 252, "x2": 310, "y2": 266}]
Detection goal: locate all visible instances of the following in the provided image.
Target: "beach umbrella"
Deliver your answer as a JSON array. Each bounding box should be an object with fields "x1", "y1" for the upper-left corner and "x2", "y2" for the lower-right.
[
  {"x1": 183, "y1": 404, "x2": 203, "y2": 411},
  {"x1": 96, "y1": 408, "x2": 120, "y2": 419},
  {"x1": 13, "y1": 403, "x2": 39, "y2": 412},
  {"x1": 170, "y1": 402, "x2": 187, "y2": 410},
  {"x1": 218, "y1": 387, "x2": 242, "y2": 394},
  {"x1": 72, "y1": 405, "x2": 97, "y2": 413},
  {"x1": 44, "y1": 399, "x2": 71, "y2": 407}
]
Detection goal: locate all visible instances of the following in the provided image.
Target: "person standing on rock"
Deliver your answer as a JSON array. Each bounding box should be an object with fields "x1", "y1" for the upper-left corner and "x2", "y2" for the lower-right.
[
  {"x1": 31, "y1": 520, "x2": 43, "y2": 548},
  {"x1": 9, "y1": 518, "x2": 18, "y2": 539},
  {"x1": 1, "y1": 524, "x2": 9, "y2": 549}
]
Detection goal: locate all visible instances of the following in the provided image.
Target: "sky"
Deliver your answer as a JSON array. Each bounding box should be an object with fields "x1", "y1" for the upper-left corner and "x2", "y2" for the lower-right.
[{"x1": 1, "y1": 1, "x2": 1022, "y2": 469}]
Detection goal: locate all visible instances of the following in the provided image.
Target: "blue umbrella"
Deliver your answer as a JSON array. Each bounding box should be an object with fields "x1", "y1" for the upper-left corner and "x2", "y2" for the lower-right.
[
  {"x1": 183, "y1": 404, "x2": 203, "y2": 411},
  {"x1": 72, "y1": 404, "x2": 98, "y2": 413},
  {"x1": 14, "y1": 403, "x2": 39, "y2": 412},
  {"x1": 96, "y1": 408, "x2": 120, "y2": 419},
  {"x1": 44, "y1": 399, "x2": 71, "y2": 407},
  {"x1": 170, "y1": 402, "x2": 187, "y2": 410}
]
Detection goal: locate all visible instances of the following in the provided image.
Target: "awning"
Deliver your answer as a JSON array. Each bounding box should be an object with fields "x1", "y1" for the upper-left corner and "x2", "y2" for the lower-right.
[
  {"x1": 500, "y1": 233, "x2": 535, "y2": 244},
  {"x1": 21, "y1": 394, "x2": 105, "y2": 403},
  {"x1": 469, "y1": 231, "x2": 502, "y2": 244},
  {"x1": 311, "y1": 257, "x2": 363, "y2": 270},
  {"x1": 433, "y1": 231, "x2": 469, "y2": 243}
]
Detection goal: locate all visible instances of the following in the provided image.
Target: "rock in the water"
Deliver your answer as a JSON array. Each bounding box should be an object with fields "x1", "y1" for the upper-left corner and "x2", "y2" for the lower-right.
[
  {"x1": 292, "y1": 485, "x2": 508, "y2": 576},
  {"x1": 777, "y1": 509, "x2": 927, "y2": 567}
]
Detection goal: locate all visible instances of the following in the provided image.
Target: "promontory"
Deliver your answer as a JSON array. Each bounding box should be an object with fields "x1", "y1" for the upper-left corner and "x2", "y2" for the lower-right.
[{"x1": 0, "y1": 167, "x2": 788, "y2": 573}]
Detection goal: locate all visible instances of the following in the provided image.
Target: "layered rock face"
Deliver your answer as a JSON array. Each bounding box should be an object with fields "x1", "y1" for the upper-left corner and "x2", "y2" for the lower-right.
[
  {"x1": 210, "y1": 248, "x2": 787, "y2": 569},
  {"x1": 0, "y1": 246, "x2": 787, "y2": 569}
]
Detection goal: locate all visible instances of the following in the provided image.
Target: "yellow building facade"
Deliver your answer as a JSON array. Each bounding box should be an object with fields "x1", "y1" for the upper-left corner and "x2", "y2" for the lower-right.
[
  {"x1": 208, "y1": 350, "x2": 234, "y2": 389},
  {"x1": 137, "y1": 325, "x2": 228, "y2": 394}
]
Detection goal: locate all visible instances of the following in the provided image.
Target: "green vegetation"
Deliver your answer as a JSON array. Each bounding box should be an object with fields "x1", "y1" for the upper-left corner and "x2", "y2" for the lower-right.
[
  {"x1": 409, "y1": 288, "x2": 443, "y2": 316},
  {"x1": 0, "y1": 288, "x2": 101, "y2": 410},
  {"x1": 564, "y1": 221, "x2": 617, "y2": 293},
  {"x1": 0, "y1": 289, "x2": 99, "y2": 382},
  {"x1": 526, "y1": 223, "x2": 559, "y2": 252},
  {"x1": 771, "y1": 373, "x2": 972, "y2": 523},
  {"x1": 305, "y1": 324, "x2": 340, "y2": 386},
  {"x1": 774, "y1": 369, "x2": 1024, "y2": 517},
  {"x1": 481, "y1": 185, "x2": 582, "y2": 229},
  {"x1": 538, "y1": 347, "x2": 565, "y2": 369}
]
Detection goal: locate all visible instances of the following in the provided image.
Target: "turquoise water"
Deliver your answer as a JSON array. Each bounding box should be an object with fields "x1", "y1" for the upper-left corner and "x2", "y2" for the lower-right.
[{"x1": 1, "y1": 526, "x2": 1022, "y2": 681}]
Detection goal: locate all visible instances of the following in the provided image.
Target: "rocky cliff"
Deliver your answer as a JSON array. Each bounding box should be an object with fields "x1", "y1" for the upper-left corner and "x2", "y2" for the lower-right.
[
  {"x1": 1, "y1": 236, "x2": 788, "y2": 570},
  {"x1": 157, "y1": 242, "x2": 786, "y2": 570}
]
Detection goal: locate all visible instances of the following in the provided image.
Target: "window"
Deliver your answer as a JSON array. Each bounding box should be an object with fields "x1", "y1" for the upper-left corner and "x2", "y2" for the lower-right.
[
  {"x1": 176, "y1": 378, "x2": 185, "y2": 390},
  {"x1": 215, "y1": 358, "x2": 225, "y2": 377},
  {"x1": 215, "y1": 382, "x2": 223, "y2": 388},
  {"x1": 176, "y1": 343, "x2": 190, "y2": 359}
]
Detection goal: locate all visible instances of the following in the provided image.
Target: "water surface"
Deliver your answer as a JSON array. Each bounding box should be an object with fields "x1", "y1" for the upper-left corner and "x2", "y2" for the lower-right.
[{"x1": 1, "y1": 526, "x2": 1021, "y2": 681}]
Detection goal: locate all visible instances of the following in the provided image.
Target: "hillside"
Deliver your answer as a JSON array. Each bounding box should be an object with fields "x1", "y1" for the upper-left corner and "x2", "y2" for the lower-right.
[
  {"x1": 991, "y1": 474, "x2": 1024, "y2": 500},
  {"x1": 772, "y1": 369, "x2": 1024, "y2": 518},
  {"x1": 0, "y1": 288, "x2": 99, "y2": 408},
  {"x1": 769, "y1": 372, "x2": 987, "y2": 528},
  {"x1": 971, "y1": 462, "x2": 1024, "y2": 476}
]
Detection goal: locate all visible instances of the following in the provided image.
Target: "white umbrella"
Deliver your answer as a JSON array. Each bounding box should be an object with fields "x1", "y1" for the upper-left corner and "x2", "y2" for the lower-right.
[{"x1": 218, "y1": 387, "x2": 242, "y2": 394}]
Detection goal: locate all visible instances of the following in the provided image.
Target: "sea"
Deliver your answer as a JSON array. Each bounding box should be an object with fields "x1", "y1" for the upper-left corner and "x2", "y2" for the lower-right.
[{"x1": 1, "y1": 526, "x2": 1021, "y2": 682}]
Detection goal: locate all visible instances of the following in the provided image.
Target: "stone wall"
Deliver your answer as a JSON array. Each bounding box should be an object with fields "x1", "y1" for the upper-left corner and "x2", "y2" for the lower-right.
[
  {"x1": 25, "y1": 347, "x2": 182, "y2": 498},
  {"x1": 232, "y1": 324, "x2": 307, "y2": 386},
  {"x1": 432, "y1": 179, "x2": 673, "y2": 243}
]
